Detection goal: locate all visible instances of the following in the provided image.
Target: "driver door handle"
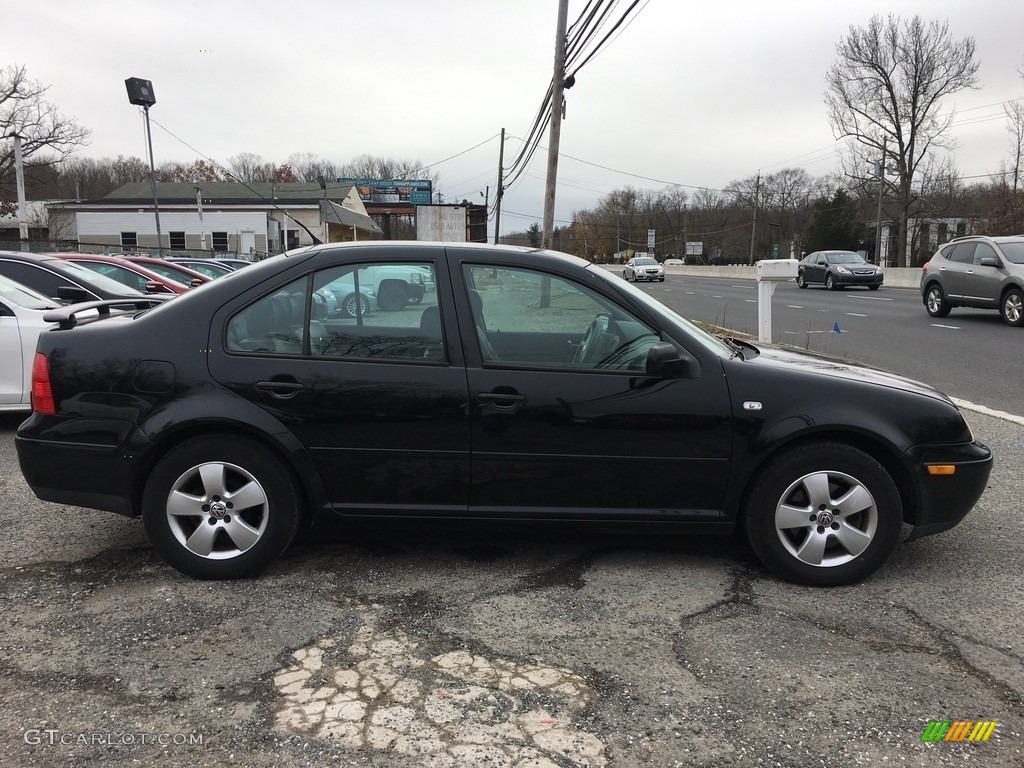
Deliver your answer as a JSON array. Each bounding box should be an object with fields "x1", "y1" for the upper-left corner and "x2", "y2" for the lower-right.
[{"x1": 477, "y1": 391, "x2": 526, "y2": 409}]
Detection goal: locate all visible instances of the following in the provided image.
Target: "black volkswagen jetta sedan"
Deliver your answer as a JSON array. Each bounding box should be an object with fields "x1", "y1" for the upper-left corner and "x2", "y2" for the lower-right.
[{"x1": 16, "y1": 243, "x2": 992, "y2": 586}]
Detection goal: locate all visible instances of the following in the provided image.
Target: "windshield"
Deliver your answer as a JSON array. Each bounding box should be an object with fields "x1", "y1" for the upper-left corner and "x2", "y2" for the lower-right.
[
  {"x1": 826, "y1": 252, "x2": 865, "y2": 264},
  {"x1": 0, "y1": 275, "x2": 57, "y2": 309},
  {"x1": 999, "y1": 242, "x2": 1024, "y2": 264},
  {"x1": 634, "y1": 257, "x2": 658, "y2": 266},
  {"x1": 589, "y1": 266, "x2": 734, "y2": 358}
]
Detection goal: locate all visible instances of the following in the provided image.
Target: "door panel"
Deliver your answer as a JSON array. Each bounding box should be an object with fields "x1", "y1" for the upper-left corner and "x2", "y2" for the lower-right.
[
  {"x1": 459, "y1": 263, "x2": 733, "y2": 519},
  {"x1": 208, "y1": 257, "x2": 471, "y2": 514}
]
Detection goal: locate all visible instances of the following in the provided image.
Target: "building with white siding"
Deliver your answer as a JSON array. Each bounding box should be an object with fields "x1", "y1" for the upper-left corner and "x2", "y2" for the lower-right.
[{"x1": 47, "y1": 182, "x2": 382, "y2": 255}]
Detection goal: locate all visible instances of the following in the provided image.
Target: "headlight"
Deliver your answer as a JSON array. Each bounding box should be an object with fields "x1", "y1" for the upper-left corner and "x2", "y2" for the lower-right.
[{"x1": 836, "y1": 266, "x2": 851, "y2": 274}]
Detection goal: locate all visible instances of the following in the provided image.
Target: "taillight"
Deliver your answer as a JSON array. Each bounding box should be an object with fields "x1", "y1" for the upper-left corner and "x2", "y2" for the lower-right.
[{"x1": 31, "y1": 353, "x2": 56, "y2": 415}]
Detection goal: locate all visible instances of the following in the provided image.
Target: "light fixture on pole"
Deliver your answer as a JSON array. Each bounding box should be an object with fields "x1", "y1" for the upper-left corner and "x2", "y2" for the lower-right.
[{"x1": 125, "y1": 77, "x2": 163, "y2": 256}]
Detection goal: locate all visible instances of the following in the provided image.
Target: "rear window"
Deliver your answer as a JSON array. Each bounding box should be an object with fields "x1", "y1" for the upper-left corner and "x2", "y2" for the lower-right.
[{"x1": 56, "y1": 260, "x2": 145, "y2": 295}]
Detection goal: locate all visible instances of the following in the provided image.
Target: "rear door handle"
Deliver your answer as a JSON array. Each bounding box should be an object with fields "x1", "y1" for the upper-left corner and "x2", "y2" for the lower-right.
[{"x1": 255, "y1": 380, "x2": 305, "y2": 399}]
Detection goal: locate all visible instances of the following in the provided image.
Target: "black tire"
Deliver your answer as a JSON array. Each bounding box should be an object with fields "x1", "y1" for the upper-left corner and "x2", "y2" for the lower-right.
[
  {"x1": 743, "y1": 442, "x2": 902, "y2": 586},
  {"x1": 868, "y1": 285, "x2": 880, "y2": 291},
  {"x1": 142, "y1": 436, "x2": 301, "y2": 579},
  {"x1": 825, "y1": 274, "x2": 840, "y2": 291},
  {"x1": 622, "y1": 271, "x2": 631, "y2": 281},
  {"x1": 999, "y1": 287, "x2": 1024, "y2": 326},
  {"x1": 796, "y1": 272, "x2": 808, "y2": 289},
  {"x1": 924, "y1": 283, "x2": 951, "y2": 318},
  {"x1": 377, "y1": 280, "x2": 407, "y2": 311}
]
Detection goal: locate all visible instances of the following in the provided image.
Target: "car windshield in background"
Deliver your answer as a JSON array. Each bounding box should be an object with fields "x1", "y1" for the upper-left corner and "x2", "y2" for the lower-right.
[
  {"x1": 0, "y1": 276, "x2": 56, "y2": 309},
  {"x1": 826, "y1": 252, "x2": 865, "y2": 264},
  {"x1": 1001, "y1": 243, "x2": 1024, "y2": 264},
  {"x1": 634, "y1": 257, "x2": 658, "y2": 266}
]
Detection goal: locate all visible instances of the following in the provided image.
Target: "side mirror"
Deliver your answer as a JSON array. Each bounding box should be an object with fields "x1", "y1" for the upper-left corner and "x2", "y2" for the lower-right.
[
  {"x1": 978, "y1": 257, "x2": 999, "y2": 268},
  {"x1": 645, "y1": 341, "x2": 698, "y2": 378},
  {"x1": 145, "y1": 281, "x2": 173, "y2": 294},
  {"x1": 190, "y1": 277, "x2": 205, "y2": 288}
]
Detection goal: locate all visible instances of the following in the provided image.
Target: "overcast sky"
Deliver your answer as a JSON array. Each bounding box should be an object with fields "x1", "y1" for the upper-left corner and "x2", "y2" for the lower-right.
[{"x1": 7, "y1": 0, "x2": 1023, "y2": 236}]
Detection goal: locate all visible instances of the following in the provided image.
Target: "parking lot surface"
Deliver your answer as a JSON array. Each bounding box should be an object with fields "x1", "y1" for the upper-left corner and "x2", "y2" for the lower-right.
[{"x1": 1, "y1": 410, "x2": 1021, "y2": 767}]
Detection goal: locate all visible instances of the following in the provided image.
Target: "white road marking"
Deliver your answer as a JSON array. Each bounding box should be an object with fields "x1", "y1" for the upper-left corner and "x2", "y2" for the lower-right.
[
  {"x1": 845, "y1": 312, "x2": 868, "y2": 317},
  {"x1": 745, "y1": 299, "x2": 756, "y2": 303},
  {"x1": 931, "y1": 323, "x2": 960, "y2": 329},
  {"x1": 786, "y1": 305, "x2": 804, "y2": 309},
  {"x1": 712, "y1": 295, "x2": 722, "y2": 299},
  {"x1": 953, "y1": 398, "x2": 1024, "y2": 427},
  {"x1": 852, "y1": 295, "x2": 894, "y2": 301}
]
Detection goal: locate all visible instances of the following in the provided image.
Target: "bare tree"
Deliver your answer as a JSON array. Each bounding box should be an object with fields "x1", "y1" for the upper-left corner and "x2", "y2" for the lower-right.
[
  {"x1": 1, "y1": 64, "x2": 90, "y2": 212},
  {"x1": 288, "y1": 152, "x2": 338, "y2": 184},
  {"x1": 228, "y1": 152, "x2": 275, "y2": 183},
  {"x1": 826, "y1": 15, "x2": 979, "y2": 266},
  {"x1": 1005, "y1": 98, "x2": 1024, "y2": 193}
]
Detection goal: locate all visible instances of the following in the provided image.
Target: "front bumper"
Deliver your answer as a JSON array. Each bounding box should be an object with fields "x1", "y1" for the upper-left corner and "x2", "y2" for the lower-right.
[
  {"x1": 836, "y1": 272, "x2": 884, "y2": 287},
  {"x1": 903, "y1": 440, "x2": 992, "y2": 539}
]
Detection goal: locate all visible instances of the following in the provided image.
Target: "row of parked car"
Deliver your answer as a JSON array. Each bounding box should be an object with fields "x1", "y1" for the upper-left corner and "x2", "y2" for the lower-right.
[{"x1": 1, "y1": 252, "x2": 253, "y2": 413}]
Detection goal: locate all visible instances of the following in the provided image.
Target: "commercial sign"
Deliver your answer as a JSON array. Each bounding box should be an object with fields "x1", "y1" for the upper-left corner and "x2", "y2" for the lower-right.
[
  {"x1": 647, "y1": 228, "x2": 655, "y2": 254},
  {"x1": 337, "y1": 178, "x2": 432, "y2": 205},
  {"x1": 685, "y1": 241, "x2": 704, "y2": 256},
  {"x1": 416, "y1": 205, "x2": 467, "y2": 242}
]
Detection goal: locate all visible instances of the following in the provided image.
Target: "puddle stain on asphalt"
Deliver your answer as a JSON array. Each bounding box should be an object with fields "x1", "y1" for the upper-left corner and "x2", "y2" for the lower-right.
[{"x1": 273, "y1": 604, "x2": 607, "y2": 767}]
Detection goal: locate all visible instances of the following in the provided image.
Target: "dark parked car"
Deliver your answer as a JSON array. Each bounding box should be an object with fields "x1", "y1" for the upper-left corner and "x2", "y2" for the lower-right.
[
  {"x1": 920, "y1": 235, "x2": 1024, "y2": 326},
  {"x1": 16, "y1": 243, "x2": 991, "y2": 586},
  {"x1": 797, "y1": 250, "x2": 883, "y2": 290},
  {"x1": 0, "y1": 251, "x2": 151, "y2": 303}
]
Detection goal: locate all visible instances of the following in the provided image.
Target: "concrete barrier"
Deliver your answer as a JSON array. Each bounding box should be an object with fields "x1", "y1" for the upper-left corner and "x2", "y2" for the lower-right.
[{"x1": 598, "y1": 264, "x2": 922, "y2": 289}]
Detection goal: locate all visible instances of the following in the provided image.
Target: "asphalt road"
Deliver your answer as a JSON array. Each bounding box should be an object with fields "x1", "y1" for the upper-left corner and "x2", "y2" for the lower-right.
[
  {"x1": 633, "y1": 276, "x2": 1024, "y2": 420},
  {"x1": 1, "y1": 403, "x2": 1021, "y2": 766}
]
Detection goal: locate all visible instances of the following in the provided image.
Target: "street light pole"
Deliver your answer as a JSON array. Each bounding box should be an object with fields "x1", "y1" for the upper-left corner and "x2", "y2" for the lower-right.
[
  {"x1": 8, "y1": 132, "x2": 29, "y2": 249},
  {"x1": 125, "y1": 78, "x2": 162, "y2": 256}
]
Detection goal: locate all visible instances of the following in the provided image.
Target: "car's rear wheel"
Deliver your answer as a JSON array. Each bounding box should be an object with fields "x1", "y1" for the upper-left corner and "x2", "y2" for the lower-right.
[
  {"x1": 924, "y1": 283, "x2": 951, "y2": 317},
  {"x1": 743, "y1": 442, "x2": 902, "y2": 586},
  {"x1": 142, "y1": 436, "x2": 301, "y2": 579},
  {"x1": 796, "y1": 272, "x2": 807, "y2": 288},
  {"x1": 1000, "y1": 288, "x2": 1024, "y2": 326},
  {"x1": 377, "y1": 280, "x2": 408, "y2": 311}
]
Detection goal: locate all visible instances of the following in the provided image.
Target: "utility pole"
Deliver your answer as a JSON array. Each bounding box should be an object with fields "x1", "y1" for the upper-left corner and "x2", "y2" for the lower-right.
[
  {"x1": 494, "y1": 128, "x2": 505, "y2": 244},
  {"x1": 541, "y1": 0, "x2": 570, "y2": 250},
  {"x1": 9, "y1": 133, "x2": 28, "y2": 249},
  {"x1": 747, "y1": 171, "x2": 760, "y2": 265},
  {"x1": 875, "y1": 139, "x2": 887, "y2": 266}
]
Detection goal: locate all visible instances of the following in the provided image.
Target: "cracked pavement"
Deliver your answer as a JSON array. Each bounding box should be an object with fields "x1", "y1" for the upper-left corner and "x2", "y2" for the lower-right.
[{"x1": 0, "y1": 410, "x2": 1021, "y2": 767}]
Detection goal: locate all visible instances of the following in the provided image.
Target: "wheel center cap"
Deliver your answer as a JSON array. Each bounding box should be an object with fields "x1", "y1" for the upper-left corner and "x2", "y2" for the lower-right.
[
  {"x1": 816, "y1": 510, "x2": 835, "y2": 526},
  {"x1": 210, "y1": 501, "x2": 228, "y2": 518}
]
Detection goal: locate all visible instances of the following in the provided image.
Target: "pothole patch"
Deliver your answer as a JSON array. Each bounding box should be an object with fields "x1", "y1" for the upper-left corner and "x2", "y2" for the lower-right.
[{"x1": 273, "y1": 603, "x2": 607, "y2": 767}]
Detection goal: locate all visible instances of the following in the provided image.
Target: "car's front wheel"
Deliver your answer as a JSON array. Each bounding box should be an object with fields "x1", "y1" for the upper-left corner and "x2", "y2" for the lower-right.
[
  {"x1": 340, "y1": 292, "x2": 369, "y2": 318},
  {"x1": 743, "y1": 442, "x2": 902, "y2": 586},
  {"x1": 1000, "y1": 287, "x2": 1024, "y2": 326},
  {"x1": 825, "y1": 274, "x2": 839, "y2": 290},
  {"x1": 142, "y1": 436, "x2": 301, "y2": 579},
  {"x1": 924, "y1": 283, "x2": 951, "y2": 317},
  {"x1": 796, "y1": 272, "x2": 807, "y2": 288}
]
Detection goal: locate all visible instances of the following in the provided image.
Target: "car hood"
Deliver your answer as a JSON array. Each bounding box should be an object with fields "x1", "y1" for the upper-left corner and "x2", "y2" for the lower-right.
[{"x1": 742, "y1": 342, "x2": 951, "y2": 403}]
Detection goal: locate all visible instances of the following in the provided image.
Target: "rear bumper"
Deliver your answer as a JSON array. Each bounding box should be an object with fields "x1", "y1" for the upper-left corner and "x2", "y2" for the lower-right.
[
  {"x1": 903, "y1": 440, "x2": 992, "y2": 539},
  {"x1": 16, "y1": 416, "x2": 150, "y2": 517}
]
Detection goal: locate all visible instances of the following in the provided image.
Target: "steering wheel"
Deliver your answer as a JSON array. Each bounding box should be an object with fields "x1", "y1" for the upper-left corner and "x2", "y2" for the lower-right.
[{"x1": 572, "y1": 314, "x2": 611, "y2": 365}]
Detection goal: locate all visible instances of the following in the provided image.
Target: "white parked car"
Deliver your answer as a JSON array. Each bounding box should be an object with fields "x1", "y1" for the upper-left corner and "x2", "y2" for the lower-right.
[
  {"x1": 0, "y1": 275, "x2": 59, "y2": 411},
  {"x1": 622, "y1": 256, "x2": 665, "y2": 282},
  {"x1": 663, "y1": 258, "x2": 685, "y2": 266}
]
